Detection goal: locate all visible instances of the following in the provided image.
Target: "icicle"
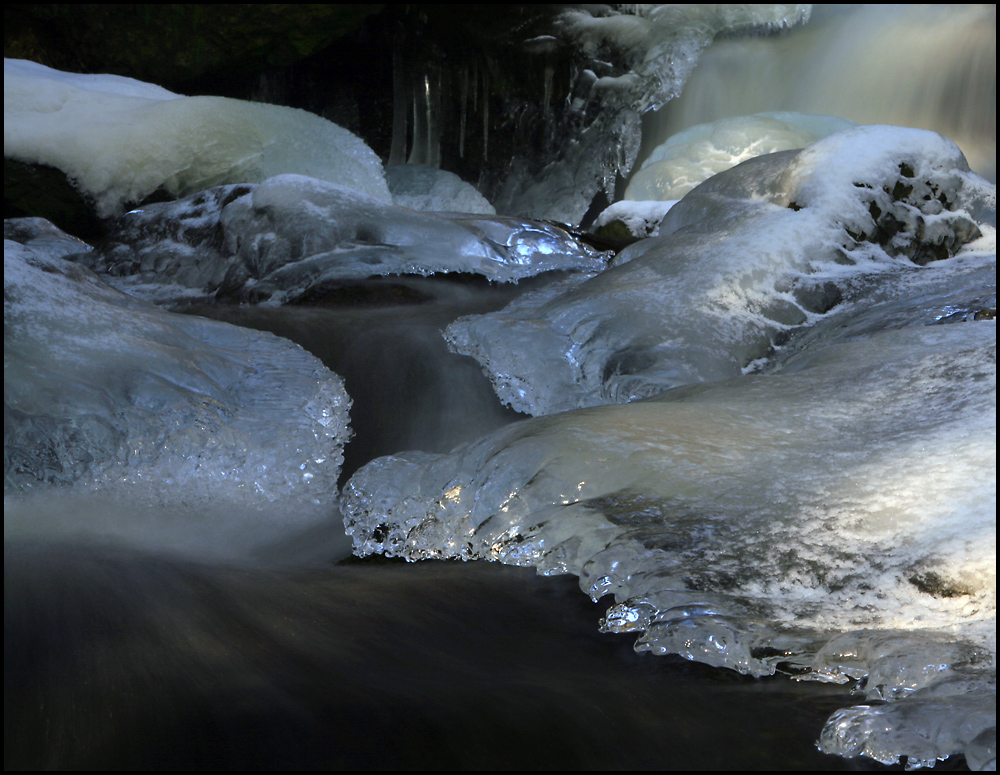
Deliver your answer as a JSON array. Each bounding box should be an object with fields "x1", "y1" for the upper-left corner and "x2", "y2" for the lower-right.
[
  {"x1": 427, "y1": 69, "x2": 442, "y2": 168},
  {"x1": 482, "y1": 68, "x2": 489, "y2": 163},
  {"x1": 543, "y1": 63, "x2": 554, "y2": 152},
  {"x1": 388, "y1": 49, "x2": 409, "y2": 167},
  {"x1": 459, "y1": 66, "x2": 468, "y2": 160},
  {"x1": 408, "y1": 74, "x2": 427, "y2": 165}
]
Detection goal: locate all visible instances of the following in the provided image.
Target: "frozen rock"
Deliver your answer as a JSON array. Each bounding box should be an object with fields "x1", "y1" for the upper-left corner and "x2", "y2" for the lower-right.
[
  {"x1": 625, "y1": 112, "x2": 855, "y2": 202},
  {"x1": 4, "y1": 234, "x2": 352, "y2": 509},
  {"x1": 591, "y1": 199, "x2": 679, "y2": 242},
  {"x1": 4, "y1": 217, "x2": 93, "y2": 261},
  {"x1": 659, "y1": 5, "x2": 997, "y2": 182},
  {"x1": 496, "y1": 5, "x2": 813, "y2": 224},
  {"x1": 448, "y1": 126, "x2": 995, "y2": 415},
  {"x1": 343, "y1": 320, "x2": 996, "y2": 767},
  {"x1": 4, "y1": 58, "x2": 390, "y2": 216},
  {"x1": 386, "y1": 165, "x2": 495, "y2": 214},
  {"x1": 85, "y1": 175, "x2": 608, "y2": 304}
]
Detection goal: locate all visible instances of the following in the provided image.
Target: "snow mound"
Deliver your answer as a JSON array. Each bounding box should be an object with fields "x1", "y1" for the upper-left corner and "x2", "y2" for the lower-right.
[{"x1": 4, "y1": 58, "x2": 390, "y2": 216}]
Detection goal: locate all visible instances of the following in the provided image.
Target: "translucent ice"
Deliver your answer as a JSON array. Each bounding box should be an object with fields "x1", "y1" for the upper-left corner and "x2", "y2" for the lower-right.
[
  {"x1": 658, "y1": 4, "x2": 997, "y2": 181},
  {"x1": 386, "y1": 164, "x2": 495, "y2": 215},
  {"x1": 4, "y1": 232, "x2": 352, "y2": 510},
  {"x1": 448, "y1": 126, "x2": 995, "y2": 415},
  {"x1": 624, "y1": 112, "x2": 855, "y2": 202},
  {"x1": 3, "y1": 58, "x2": 390, "y2": 216},
  {"x1": 496, "y1": 5, "x2": 813, "y2": 223},
  {"x1": 85, "y1": 175, "x2": 608, "y2": 304},
  {"x1": 343, "y1": 320, "x2": 996, "y2": 766}
]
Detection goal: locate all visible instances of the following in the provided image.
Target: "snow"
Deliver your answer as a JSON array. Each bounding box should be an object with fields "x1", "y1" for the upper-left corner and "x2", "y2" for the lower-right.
[
  {"x1": 4, "y1": 58, "x2": 391, "y2": 216},
  {"x1": 592, "y1": 199, "x2": 679, "y2": 239},
  {"x1": 447, "y1": 126, "x2": 994, "y2": 416},
  {"x1": 625, "y1": 112, "x2": 855, "y2": 201}
]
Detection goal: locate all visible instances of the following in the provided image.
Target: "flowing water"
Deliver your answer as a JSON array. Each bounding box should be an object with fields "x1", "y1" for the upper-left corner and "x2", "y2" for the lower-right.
[{"x1": 4, "y1": 4, "x2": 996, "y2": 771}]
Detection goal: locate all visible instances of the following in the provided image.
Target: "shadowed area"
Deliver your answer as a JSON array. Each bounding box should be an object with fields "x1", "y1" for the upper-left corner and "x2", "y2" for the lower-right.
[{"x1": 4, "y1": 540, "x2": 888, "y2": 770}]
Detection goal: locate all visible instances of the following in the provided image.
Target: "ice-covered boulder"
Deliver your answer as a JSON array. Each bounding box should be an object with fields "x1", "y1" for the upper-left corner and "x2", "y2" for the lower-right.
[
  {"x1": 625, "y1": 112, "x2": 855, "y2": 202},
  {"x1": 448, "y1": 126, "x2": 995, "y2": 415},
  {"x1": 4, "y1": 227, "x2": 352, "y2": 508},
  {"x1": 342, "y1": 320, "x2": 996, "y2": 767},
  {"x1": 84, "y1": 175, "x2": 608, "y2": 304},
  {"x1": 386, "y1": 165, "x2": 495, "y2": 214},
  {"x1": 3, "y1": 58, "x2": 390, "y2": 217},
  {"x1": 591, "y1": 199, "x2": 679, "y2": 243}
]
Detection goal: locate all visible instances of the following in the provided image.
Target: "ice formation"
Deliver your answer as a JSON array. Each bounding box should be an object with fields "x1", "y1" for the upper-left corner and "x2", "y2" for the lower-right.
[
  {"x1": 624, "y1": 112, "x2": 855, "y2": 202},
  {"x1": 495, "y1": 5, "x2": 813, "y2": 222},
  {"x1": 83, "y1": 175, "x2": 608, "y2": 304},
  {"x1": 448, "y1": 126, "x2": 995, "y2": 416},
  {"x1": 342, "y1": 320, "x2": 996, "y2": 767},
  {"x1": 657, "y1": 4, "x2": 997, "y2": 181},
  {"x1": 4, "y1": 221, "x2": 352, "y2": 509},
  {"x1": 3, "y1": 58, "x2": 390, "y2": 216},
  {"x1": 386, "y1": 164, "x2": 495, "y2": 214},
  {"x1": 591, "y1": 200, "x2": 679, "y2": 240}
]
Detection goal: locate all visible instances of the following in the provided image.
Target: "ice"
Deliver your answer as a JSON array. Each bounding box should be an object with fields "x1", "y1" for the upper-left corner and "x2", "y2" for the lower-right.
[
  {"x1": 448, "y1": 126, "x2": 995, "y2": 415},
  {"x1": 342, "y1": 320, "x2": 996, "y2": 766},
  {"x1": 624, "y1": 112, "x2": 855, "y2": 202},
  {"x1": 386, "y1": 164, "x2": 495, "y2": 214},
  {"x1": 4, "y1": 58, "x2": 390, "y2": 216},
  {"x1": 495, "y1": 5, "x2": 813, "y2": 223},
  {"x1": 4, "y1": 216, "x2": 94, "y2": 261},
  {"x1": 4, "y1": 232, "x2": 352, "y2": 515},
  {"x1": 555, "y1": 5, "x2": 812, "y2": 115},
  {"x1": 657, "y1": 4, "x2": 997, "y2": 182},
  {"x1": 84, "y1": 175, "x2": 608, "y2": 304},
  {"x1": 592, "y1": 200, "x2": 679, "y2": 240}
]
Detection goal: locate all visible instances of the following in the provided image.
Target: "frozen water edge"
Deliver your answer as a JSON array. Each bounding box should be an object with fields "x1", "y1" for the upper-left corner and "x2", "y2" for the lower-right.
[
  {"x1": 81, "y1": 175, "x2": 608, "y2": 305},
  {"x1": 448, "y1": 126, "x2": 996, "y2": 416},
  {"x1": 342, "y1": 321, "x2": 996, "y2": 768},
  {"x1": 4, "y1": 233, "x2": 353, "y2": 558}
]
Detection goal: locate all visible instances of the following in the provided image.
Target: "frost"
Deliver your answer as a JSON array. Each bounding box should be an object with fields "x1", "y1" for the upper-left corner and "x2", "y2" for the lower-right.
[
  {"x1": 448, "y1": 126, "x2": 995, "y2": 415},
  {"x1": 4, "y1": 234, "x2": 352, "y2": 509},
  {"x1": 84, "y1": 175, "x2": 608, "y2": 304}
]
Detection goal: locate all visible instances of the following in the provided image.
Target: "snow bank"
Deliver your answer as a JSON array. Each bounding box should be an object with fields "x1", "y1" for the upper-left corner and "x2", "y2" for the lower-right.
[{"x1": 4, "y1": 58, "x2": 390, "y2": 216}]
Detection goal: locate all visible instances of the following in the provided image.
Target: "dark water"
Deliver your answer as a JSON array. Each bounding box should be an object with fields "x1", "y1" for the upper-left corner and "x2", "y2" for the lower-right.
[
  {"x1": 5, "y1": 276, "x2": 909, "y2": 770},
  {"x1": 5, "y1": 540, "x2": 892, "y2": 770},
  {"x1": 180, "y1": 275, "x2": 534, "y2": 483}
]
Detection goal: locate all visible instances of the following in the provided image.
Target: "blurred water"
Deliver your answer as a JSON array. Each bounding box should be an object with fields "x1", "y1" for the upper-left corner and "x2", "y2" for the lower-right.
[{"x1": 5, "y1": 538, "x2": 882, "y2": 770}]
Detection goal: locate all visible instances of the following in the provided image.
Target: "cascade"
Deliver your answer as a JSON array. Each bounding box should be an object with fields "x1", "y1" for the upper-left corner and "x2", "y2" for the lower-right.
[{"x1": 3, "y1": 4, "x2": 997, "y2": 771}]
